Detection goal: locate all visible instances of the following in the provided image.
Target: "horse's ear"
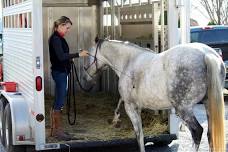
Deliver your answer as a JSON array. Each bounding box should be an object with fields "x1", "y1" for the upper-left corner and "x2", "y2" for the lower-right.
[{"x1": 95, "y1": 35, "x2": 99, "y2": 44}]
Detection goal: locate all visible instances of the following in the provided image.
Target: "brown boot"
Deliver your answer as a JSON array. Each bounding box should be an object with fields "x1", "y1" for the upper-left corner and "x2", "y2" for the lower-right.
[{"x1": 50, "y1": 109, "x2": 72, "y2": 141}]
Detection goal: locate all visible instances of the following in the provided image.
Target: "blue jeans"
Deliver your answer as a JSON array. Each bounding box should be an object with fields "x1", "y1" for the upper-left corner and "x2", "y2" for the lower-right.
[{"x1": 51, "y1": 70, "x2": 68, "y2": 111}]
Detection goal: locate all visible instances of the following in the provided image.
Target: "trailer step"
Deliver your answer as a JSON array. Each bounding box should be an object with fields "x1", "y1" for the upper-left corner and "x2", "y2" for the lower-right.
[{"x1": 54, "y1": 134, "x2": 177, "y2": 152}]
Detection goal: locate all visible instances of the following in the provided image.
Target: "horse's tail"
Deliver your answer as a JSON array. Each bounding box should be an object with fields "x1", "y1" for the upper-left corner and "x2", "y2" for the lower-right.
[{"x1": 205, "y1": 53, "x2": 225, "y2": 151}]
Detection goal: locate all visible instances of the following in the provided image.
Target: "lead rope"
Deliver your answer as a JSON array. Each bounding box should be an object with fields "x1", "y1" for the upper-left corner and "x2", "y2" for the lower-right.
[
  {"x1": 66, "y1": 62, "x2": 76, "y2": 125},
  {"x1": 66, "y1": 61, "x2": 94, "y2": 125}
]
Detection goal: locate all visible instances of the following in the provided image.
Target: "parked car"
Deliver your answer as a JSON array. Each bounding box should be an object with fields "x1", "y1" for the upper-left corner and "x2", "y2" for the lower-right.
[{"x1": 190, "y1": 25, "x2": 228, "y2": 88}]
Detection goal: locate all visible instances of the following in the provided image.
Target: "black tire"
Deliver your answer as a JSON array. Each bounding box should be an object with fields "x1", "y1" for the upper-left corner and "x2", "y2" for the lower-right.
[
  {"x1": 3, "y1": 104, "x2": 26, "y2": 152},
  {"x1": 0, "y1": 97, "x2": 6, "y2": 146}
]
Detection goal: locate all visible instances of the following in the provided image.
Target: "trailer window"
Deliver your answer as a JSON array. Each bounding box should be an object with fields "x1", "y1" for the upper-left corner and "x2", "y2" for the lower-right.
[
  {"x1": 3, "y1": 13, "x2": 32, "y2": 29},
  {"x1": 3, "y1": 0, "x2": 26, "y2": 8}
]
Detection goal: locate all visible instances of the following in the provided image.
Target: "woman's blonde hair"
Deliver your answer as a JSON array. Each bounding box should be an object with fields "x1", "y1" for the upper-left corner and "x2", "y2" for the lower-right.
[{"x1": 52, "y1": 16, "x2": 72, "y2": 33}]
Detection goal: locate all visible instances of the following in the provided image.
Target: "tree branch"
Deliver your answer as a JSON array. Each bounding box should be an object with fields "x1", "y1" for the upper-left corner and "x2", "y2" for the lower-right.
[{"x1": 197, "y1": 0, "x2": 228, "y2": 24}]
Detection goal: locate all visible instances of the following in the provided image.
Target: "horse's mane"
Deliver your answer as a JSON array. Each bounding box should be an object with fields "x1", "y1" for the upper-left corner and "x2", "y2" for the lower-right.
[{"x1": 106, "y1": 39, "x2": 157, "y2": 54}]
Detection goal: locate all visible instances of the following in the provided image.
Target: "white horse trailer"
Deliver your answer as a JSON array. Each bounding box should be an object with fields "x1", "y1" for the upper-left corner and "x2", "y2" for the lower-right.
[{"x1": 0, "y1": 0, "x2": 190, "y2": 151}]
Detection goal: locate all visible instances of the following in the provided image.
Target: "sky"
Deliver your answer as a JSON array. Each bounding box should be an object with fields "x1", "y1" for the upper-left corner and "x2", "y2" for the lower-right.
[{"x1": 190, "y1": 0, "x2": 210, "y2": 26}]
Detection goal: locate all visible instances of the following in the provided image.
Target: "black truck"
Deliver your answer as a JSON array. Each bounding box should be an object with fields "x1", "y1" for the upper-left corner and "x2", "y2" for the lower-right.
[{"x1": 190, "y1": 25, "x2": 228, "y2": 88}]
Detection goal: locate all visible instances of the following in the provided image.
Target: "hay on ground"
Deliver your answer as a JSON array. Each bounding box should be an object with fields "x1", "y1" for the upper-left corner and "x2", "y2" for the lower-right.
[{"x1": 45, "y1": 92, "x2": 168, "y2": 143}]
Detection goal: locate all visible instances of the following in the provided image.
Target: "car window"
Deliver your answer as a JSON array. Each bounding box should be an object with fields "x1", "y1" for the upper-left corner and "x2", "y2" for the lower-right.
[{"x1": 191, "y1": 29, "x2": 228, "y2": 44}]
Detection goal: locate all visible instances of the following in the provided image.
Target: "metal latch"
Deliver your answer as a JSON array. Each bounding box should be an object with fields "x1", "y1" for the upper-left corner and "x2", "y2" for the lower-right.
[{"x1": 36, "y1": 56, "x2": 40, "y2": 69}]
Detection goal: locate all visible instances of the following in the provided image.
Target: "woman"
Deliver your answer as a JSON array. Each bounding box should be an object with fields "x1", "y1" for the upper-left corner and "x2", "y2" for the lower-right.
[{"x1": 49, "y1": 16, "x2": 88, "y2": 140}]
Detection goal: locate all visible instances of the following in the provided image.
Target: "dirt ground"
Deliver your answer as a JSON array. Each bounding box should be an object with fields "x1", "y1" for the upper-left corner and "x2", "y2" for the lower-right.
[{"x1": 45, "y1": 92, "x2": 168, "y2": 143}]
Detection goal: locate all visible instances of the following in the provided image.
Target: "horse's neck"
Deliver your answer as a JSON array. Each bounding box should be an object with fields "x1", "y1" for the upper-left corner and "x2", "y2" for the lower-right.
[{"x1": 101, "y1": 42, "x2": 142, "y2": 77}]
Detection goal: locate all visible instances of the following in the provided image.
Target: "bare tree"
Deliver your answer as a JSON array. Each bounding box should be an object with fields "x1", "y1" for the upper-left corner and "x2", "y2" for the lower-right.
[{"x1": 195, "y1": 0, "x2": 228, "y2": 25}]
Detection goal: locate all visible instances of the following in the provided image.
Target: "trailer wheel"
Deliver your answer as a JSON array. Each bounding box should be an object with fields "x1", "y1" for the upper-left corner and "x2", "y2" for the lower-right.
[
  {"x1": 3, "y1": 104, "x2": 26, "y2": 152},
  {"x1": 0, "y1": 97, "x2": 6, "y2": 145}
]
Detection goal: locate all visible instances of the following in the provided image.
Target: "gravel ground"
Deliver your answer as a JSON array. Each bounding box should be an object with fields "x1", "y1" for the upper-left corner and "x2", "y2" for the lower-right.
[
  {"x1": 169, "y1": 104, "x2": 210, "y2": 152},
  {"x1": 168, "y1": 103, "x2": 228, "y2": 152},
  {"x1": 0, "y1": 143, "x2": 4, "y2": 152}
]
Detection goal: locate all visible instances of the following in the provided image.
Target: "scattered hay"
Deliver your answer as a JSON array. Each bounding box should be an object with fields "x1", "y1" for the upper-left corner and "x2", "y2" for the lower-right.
[{"x1": 45, "y1": 92, "x2": 168, "y2": 142}]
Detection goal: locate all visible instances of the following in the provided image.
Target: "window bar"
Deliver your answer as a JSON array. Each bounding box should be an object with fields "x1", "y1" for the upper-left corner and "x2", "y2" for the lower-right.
[
  {"x1": 22, "y1": 13, "x2": 25, "y2": 28},
  {"x1": 19, "y1": 14, "x2": 22, "y2": 28},
  {"x1": 24, "y1": 13, "x2": 27, "y2": 28},
  {"x1": 27, "y1": 12, "x2": 30, "y2": 28}
]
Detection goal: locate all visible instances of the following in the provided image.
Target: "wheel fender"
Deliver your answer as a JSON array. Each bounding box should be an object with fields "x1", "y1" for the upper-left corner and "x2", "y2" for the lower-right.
[
  {"x1": 3, "y1": 94, "x2": 31, "y2": 145},
  {"x1": 10, "y1": 99, "x2": 30, "y2": 144}
]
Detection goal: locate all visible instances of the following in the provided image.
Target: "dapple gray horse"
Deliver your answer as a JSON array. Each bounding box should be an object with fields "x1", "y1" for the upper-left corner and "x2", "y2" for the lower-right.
[{"x1": 84, "y1": 39, "x2": 225, "y2": 152}]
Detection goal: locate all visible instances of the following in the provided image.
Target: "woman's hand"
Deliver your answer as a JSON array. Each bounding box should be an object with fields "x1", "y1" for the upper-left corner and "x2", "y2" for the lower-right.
[{"x1": 79, "y1": 50, "x2": 89, "y2": 57}]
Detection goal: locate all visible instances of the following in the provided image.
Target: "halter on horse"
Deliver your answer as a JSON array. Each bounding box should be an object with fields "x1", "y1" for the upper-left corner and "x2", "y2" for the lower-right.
[{"x1": 84, "y1": 39, "x2": 226, "y2": 152}]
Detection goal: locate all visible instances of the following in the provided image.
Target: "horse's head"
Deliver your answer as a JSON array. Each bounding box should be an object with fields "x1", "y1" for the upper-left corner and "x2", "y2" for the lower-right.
[{"x1": 83, "y1": 38, "x2": 108, "y2": 81}]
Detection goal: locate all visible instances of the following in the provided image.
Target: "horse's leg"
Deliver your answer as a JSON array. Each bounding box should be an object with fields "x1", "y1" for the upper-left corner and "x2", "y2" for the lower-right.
[
  {"x1": 176, "y1": 108, "x2": 203, "y2": 151},
  {"x1": 112, "y1": 98, "x2": 123, "y2": 127},
  {"x1": 195, "y1": 98, "x2": 213, "y2": 149},
  {"x1": 202, "y1": 98, "x2": 213, "y2": 149},
  {"x1": 124, "y1": 102, "x2": 145, "y2": 152},
  {"x1": 205, "y1": 108, "x2": 212, "y2": 149}
]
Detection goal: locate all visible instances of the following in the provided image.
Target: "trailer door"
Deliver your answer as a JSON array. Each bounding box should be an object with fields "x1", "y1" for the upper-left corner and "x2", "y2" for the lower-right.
[{"x1": 2, "y1": 0, "x2": 45, "y2": 150}]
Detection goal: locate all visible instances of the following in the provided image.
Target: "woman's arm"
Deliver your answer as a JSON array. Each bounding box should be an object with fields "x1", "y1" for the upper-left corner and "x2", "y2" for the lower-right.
[
  {"x1": 52, "y1": 37, "x2": 89, "y2": 60},
  {"x1": 68, "y1": 50, "x2": 88, "y2": 58}
]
